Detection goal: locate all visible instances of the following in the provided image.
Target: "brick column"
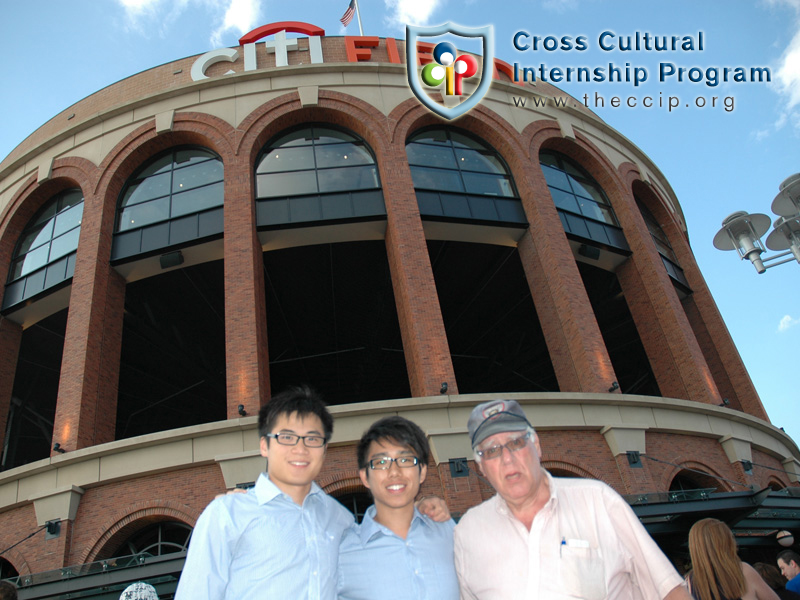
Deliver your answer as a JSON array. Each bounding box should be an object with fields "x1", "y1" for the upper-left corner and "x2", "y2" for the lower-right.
[
  {"x1": 612, "y1": 189, "x2": 721, "y2": 404},
  {"x1": 668, "y1": 227, "x2": 767, "y2": 418},
  {"x1": 516, "y1": 164, "x2": 617, "y2": 393},
  {"x1": 53, "y1": 193, "x2": 124, "y2": 452},
  {"x1": 223, "y1": 159, "x2": 270, "y2": 415},
  {"x1": 0, "y1": 318, "x2": 22, "y2": 452},
  {"x1": 380, "y1": 144, "x2": 457, "y2": 397}
]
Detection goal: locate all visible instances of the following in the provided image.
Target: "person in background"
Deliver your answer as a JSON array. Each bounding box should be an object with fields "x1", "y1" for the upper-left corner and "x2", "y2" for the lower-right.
[
  {"x1": 778, "y1": 551, "x2": 800, "y2": 595},
  {"x1": 0, "y1": 580, "x2": 17, "y2": 600},
  {"x1": 119, "y1": 581, "x2": 159, "y2": 600},
  {"x1": 454, "y1": 399, "x2": 690, "y2": 600},
  {"x1": 337, "y1": 416, "x2": 458, "y2": 600},
  {"x1": 754, "y1": 563, "x2": 800, "y2": 600},
  {"x1": 686, "y1": 518, "x2": 778, "y2": 600}
]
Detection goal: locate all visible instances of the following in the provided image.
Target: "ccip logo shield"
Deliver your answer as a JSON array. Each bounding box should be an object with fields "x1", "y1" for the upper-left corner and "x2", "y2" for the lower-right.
[{"x1": 406, "y1": 23, "x2": 494, "y2": 120}]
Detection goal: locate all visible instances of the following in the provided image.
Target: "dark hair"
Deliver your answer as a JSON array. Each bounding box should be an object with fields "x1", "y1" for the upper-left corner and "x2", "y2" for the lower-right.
[
  {"x1": 753, "y1": 563, "x2": 787, "y2": 590},
  {"x1": 0, "y1": 580, "x2": 17, "y2": 600},
  {"x1": 258, "y1": 385, "x2": 333, "y2": 442},
  {"x1": 778, "y1": 550, "x2": 800, "y2": 568},
  {"x1": 357, "y1": 416, "x2": 429, "y2": 470}
]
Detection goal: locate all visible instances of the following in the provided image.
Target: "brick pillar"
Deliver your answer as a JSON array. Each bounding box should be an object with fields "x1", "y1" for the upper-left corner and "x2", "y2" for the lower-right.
[
  {"x1": 612, "y1": 453, "x2": 659, "y2": 496},
  {"x1": 53, "y1": 194, "x2": 124, "y2": 452},
  {"x1": 0, "y1": 319, "x2": 22, "y2": 452},
  {"x1": 612, "y1": 193, "x2": 722, "y2": 404},
  {"x1": 380, "y1": 144, "x2": 457, "y2": 397},
  {"x1": 516, "y1": 166, "x2": 617, "y2": 393},
  {"x1": 670, "y1": 232, "x2": 767, "y2": 419},
  {"x1": 223, "y1": 159, "x2": 270, "y2": 415}
]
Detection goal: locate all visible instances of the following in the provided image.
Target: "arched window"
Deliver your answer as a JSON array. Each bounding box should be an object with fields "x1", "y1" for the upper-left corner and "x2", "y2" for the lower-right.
[
  {"x1": 539, "y1": 151, "x2": 628, "y2": 251},
  {"x1": 111, "y1": 521, "x2": 192, "y2": 558},
  {"x1": 3, "y1": 188, "x2": 83, "y2": 309},
  {"x1": 255, "y1": 125, "x2": 385, "y2": 227},
  {"x1": 406, "y1": 128, "x2": 525, "y2": 224},
  {"x1": 112, "y1": 147, "x2": 224, "y2": 261}
]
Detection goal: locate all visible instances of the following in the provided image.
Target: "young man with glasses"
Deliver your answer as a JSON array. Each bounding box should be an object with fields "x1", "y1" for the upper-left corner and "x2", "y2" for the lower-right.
[
  {"x1": 453, "y1": 399, "x2": 690, "y2": 600},
  {"x1": 337, "y1": 416, "x2": 459, "y2": 600},
  {"x1": 175, "y1": 385, "x2": 354, "y2": 600}
]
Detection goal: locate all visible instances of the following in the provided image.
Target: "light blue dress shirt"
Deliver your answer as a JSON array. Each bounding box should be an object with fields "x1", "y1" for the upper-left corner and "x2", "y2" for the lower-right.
[
  {"x1": 175, "y1": 473, "x2": 354, "y2": 600},
  {"x1": 337, "y1": 505, "x2": 459, "y2": 600}
]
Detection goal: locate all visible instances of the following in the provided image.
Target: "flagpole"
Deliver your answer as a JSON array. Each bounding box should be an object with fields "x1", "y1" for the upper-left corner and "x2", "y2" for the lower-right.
[{"x1": 354, "y1": 0, "x2": 364, "y2": 36}]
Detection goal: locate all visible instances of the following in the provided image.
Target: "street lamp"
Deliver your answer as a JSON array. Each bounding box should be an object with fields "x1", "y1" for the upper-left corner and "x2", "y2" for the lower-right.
[{"x1": 714, "y1": 173, "x2": 800, "y2": 273}]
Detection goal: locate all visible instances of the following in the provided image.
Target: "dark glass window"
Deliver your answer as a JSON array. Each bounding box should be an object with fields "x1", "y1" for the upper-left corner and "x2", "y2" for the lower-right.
[
  {"x1": 540, "y1": 151, "x2": 619, "y2": 226},
  {"x1": 8, "y1": 189, "x2": 83, "y2": 284},
  {"x1": 256, "y1": 126, "x2": 380, "y2": 199},
  {"x1": 636, "y1": 198, "x2": 679, "y2": 263},
  {"x1": 406, "y1": 129, "x2": 516, "y2": 198},
  {"x1": 116, "y1": 148, "x2": 223, "y2": 232}
]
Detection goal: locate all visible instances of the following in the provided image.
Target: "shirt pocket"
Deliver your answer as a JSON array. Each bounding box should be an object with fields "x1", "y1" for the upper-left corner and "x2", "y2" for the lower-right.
[{"x1": 559, "y1": 543, "x2": 607, "y2": 600}]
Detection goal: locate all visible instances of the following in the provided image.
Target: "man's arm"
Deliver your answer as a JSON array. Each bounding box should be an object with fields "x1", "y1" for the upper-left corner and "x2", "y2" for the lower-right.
[{"x1": 174, "y1": 500, "x2": 234, "y2": 600}]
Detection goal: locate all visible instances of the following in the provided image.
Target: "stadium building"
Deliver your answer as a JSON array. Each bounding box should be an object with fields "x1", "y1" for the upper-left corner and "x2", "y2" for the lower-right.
[{"x1": 0, "y1": 21, "x2": 797, "y2": 599}]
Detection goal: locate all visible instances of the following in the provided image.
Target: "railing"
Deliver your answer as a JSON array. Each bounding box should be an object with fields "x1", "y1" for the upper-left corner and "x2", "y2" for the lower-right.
[{"x1": 625, "y1": 487, "x2": 717, "y2": 505}]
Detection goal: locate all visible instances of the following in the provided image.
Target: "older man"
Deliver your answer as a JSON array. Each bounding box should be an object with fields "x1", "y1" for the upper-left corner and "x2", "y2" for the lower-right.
[{"x1": 454, "y1": 399, "x2": 690, "y2": 600}]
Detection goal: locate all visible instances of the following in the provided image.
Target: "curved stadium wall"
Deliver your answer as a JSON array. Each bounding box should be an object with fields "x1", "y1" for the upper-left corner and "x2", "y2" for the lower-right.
[{"x1": 0, "y1": 29, "x2": 797, "y2": 597}]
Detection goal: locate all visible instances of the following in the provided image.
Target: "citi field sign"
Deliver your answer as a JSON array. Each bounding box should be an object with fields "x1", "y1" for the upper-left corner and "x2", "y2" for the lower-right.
[{"x1": 191, "y1": 21, "x2": 511, "y2": 119}]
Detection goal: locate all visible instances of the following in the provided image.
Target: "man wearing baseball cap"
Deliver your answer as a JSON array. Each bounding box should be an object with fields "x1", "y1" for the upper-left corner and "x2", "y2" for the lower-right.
[{"x1": 453, "y1": 399, "x2": 690, "y2": 600}]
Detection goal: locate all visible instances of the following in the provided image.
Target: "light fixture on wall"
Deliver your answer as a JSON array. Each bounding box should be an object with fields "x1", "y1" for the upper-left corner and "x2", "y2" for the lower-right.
[
  {"x1": 159, "y1": 250, "x2": 184, "y2": 270},
  {"x1": 713, "y1": 173, "x2": 800, "y2": 273}
]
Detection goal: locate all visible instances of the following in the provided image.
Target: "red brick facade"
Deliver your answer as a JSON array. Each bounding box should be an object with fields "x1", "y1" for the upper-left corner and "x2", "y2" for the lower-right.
[{"x1": 0, "y1": 35, "x2": 794, "y2": 581}]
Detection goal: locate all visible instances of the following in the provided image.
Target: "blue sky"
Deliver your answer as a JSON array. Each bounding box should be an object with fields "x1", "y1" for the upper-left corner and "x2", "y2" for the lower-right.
[{"x1": 0, "y1": 1, "x2": 798, "y2": 448}]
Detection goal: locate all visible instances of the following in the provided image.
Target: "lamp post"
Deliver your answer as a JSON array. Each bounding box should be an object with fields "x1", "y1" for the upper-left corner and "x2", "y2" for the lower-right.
[{"x1": 714, "y1": 173, "x2": 800, "y2": 273}]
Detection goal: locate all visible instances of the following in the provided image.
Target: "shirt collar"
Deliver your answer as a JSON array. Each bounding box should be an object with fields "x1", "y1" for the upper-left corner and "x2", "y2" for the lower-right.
[
  {"x1": 360, "y1": 505, "x2": 428, "y2": 544},
  {"x1": 254, "y1": 472, "x2": 323, "y2": 506}
]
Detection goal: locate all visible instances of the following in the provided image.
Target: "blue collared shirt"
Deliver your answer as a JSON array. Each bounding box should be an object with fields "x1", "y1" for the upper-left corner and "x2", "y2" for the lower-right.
[
  {"x1": 175, "y1": 473, "x2": 354, "y2": 600},
  {"x1": 337, "y1": 506, "x2": 458, "y2": 600}
]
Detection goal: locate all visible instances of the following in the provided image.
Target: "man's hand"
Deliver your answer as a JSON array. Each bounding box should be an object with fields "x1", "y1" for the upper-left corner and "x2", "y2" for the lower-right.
[{"x1": 416, "y1": 496, "x2": 451, "y2": 522}]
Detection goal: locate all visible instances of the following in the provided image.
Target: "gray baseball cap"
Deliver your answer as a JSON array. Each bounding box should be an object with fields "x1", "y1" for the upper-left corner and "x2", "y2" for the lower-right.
[{"x1": 468, "y1": 400, "x2": 532, "y2": 448}]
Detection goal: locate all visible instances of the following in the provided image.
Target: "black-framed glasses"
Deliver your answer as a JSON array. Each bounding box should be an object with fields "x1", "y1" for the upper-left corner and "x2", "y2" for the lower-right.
[
  {"x1": 368, "y1": 456, "x2": 420, "y2": 470},
  {"x1": 476, "y1": 432, "x2": 531, "y2": 460},
  {"x1": 265, "y1": 433, "x2": 327, "y2": 448}
]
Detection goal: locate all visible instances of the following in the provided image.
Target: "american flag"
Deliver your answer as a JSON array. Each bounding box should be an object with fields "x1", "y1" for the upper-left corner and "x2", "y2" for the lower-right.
[{"x1": 340, "y1": 0, "x2": 356, "y2": 26}]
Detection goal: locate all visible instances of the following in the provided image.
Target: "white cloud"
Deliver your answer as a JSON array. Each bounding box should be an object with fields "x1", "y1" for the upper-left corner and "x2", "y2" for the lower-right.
[
  {"x1": 383, "y1": 0, "x2": 444, "y2": 29},
  {"x1": 116, "y1": 0, "x2": 261, "y2": 45},
  {"x1": 762, "y1": 0, "x2": 800, "y2": 134},
  {"x1": 210, "y1": 0, "x2": 261, "y2": 47},
  {"x1": 778, "y1": 314, "x2": 800, "y2": 331}
]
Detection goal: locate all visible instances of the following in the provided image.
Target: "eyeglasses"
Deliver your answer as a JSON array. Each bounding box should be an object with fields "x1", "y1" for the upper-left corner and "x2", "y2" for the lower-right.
[
  {"x1": 476, "y1": 432, "x2": 531, "y2": 460},
  {"x1": 368, "y1": 456, "x2": 420, "y2": 470},
  {"x1": 265, "y1": 433, "x2": 327, "y2": 448}
]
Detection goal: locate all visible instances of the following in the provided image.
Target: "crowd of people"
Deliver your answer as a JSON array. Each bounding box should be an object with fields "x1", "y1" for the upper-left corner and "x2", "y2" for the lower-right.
[{"x1": 1, "y1": 386, "x2": 797, "y2": 599}]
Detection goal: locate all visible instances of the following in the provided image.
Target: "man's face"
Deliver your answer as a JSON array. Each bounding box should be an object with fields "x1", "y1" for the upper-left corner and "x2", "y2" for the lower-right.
[
  {"x1": 260, "y1": 411, "x2": 327, "y2": 498},
  {"x1": 476, "y1": 429, "x2": 545, "y2": 505},
  {"x1": 359, "y1": 438, "x2": 427, "y2": 512},
  {"x1": 779, "y1": 558, "x2": 800, "y2": 581}
]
